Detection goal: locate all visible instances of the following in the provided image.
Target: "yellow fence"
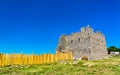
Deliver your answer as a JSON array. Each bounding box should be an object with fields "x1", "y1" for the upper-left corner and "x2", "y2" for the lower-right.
[{"x1": 0, "y1": 52, "x2": 72, "y2": 67}]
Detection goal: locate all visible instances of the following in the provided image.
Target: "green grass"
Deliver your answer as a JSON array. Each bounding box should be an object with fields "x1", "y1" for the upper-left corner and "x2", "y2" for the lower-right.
[{"x1": 0, "y1": 55, "x2": 120, "y2": 75}]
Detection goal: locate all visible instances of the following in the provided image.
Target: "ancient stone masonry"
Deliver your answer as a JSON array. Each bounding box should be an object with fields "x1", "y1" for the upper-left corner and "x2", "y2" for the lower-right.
[{"x1": 56, "y1": 25, "x2": 108, "y2": 60}]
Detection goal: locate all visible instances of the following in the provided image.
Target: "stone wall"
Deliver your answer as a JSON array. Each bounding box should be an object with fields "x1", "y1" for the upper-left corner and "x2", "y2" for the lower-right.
[{"x1": 56, "y1": 25, "x2": 108, "y2": 60}]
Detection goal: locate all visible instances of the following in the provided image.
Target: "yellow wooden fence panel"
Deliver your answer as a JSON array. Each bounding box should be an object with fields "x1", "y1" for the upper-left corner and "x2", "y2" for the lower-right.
[{"x1": 0, "y1": 52, "x2": 72, "y2": 66}]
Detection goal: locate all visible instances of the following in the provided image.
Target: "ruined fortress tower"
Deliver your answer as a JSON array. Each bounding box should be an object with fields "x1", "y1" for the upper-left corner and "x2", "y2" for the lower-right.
[{"x1": 56, "y1": 25, "x2": 108, "y2": 60}]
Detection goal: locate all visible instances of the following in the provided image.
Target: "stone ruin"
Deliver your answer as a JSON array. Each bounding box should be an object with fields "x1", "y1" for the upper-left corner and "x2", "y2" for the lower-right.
[{"x1": 56, "y1": 25, "x2": 108, "y2": 60}]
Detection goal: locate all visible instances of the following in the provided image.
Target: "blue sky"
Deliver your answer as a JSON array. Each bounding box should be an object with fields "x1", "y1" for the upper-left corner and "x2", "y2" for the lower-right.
[{"x1": 0, "y1": 0, "x2": 120, "y2": 54}]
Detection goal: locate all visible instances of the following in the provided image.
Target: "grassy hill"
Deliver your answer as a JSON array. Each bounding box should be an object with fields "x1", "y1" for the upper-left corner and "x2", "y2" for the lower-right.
[{"x1": 0, "y1": 55, "x2": 120, "y2": 75}]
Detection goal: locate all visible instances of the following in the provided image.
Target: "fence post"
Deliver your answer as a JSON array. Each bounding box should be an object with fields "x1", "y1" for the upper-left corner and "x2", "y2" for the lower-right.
[
  {"x1": 42, "y1": 54, "x2": 47, "y2": 64},
  {"x1": 68, "y1": 52, "x2": 72, "y2": 60},
  {"x1": 12, "y1": 53, "x2": 14, "y2": 65},
  {"x1": 55, "y1": 53, "x2": 58, "y2": 61},
  {"x1": 0, "y1": 53, "x2": 3, "y2": 66},
  {"x1": 0, "y1": 53, "x2": 2, "y2": 66},
  {"x1": 39, "y1": 55, "x2": 42, "y2": 64},
  {"x1": 50, "y1": 54, "x2": 55, "y2": 63},
  {"x1": 46, "y1": 54, "x2": 50, "y2": 63}
]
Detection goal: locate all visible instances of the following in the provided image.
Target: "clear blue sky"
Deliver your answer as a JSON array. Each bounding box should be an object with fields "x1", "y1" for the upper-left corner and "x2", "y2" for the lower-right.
[{"x1": 0, "y1": 0, "x2": 120, "y2": 54}]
